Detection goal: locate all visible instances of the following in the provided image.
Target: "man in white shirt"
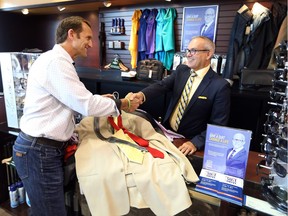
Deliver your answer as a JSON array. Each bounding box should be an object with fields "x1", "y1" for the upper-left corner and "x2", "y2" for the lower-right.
[{"x1": 12, "y1": 16, "x2": 140, "y2": 216}]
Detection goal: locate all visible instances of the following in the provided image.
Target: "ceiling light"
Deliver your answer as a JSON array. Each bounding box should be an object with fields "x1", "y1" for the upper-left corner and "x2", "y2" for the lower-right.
[
  {"x1": 21, "y1": 8, "x2": 29, "y2": 15},
  {"x1": 165, "y1": 0, "x2": 171, "y2": 1},
  {"x1": 103, "y1": 1, "x2": 112, "y2": 7},
  {"x1": 57, "y1": 6, "x2": 66, "y2": 11}
]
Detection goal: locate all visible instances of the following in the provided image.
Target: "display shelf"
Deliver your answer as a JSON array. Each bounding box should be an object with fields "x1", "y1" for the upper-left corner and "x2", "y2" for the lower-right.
[
  {"x1": 109, "y1": 32, "x2": 125, "y2": 35},
  {"x1": 108, "y1": 48, "x2": 126, "y2": 50}
]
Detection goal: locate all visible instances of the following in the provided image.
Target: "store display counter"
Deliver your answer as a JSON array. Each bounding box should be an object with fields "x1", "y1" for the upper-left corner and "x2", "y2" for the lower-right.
[
  {"x1": 77, "y1": 67, "x2": 271, "y2": 153},
  {"x1": 0, "y1": 122, "x2": 284, "y2": 216},
  {"x1": 186, "y1": 150, "x2": 286, "y2": 216},
  {"x1": 0, "y1": 67, "x2": 281, "y2": 215}
]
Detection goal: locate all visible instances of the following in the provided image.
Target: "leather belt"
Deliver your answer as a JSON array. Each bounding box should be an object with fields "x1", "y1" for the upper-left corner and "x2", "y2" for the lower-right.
[{"x1": 20, "y1": 131, "x2": 68, "y2": 149}]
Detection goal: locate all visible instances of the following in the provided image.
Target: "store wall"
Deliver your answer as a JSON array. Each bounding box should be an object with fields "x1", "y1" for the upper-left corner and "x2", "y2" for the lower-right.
[
  {"x1": 0, "y1": 0, "x2": 286, "y2": 69},
  {"x1": 99, "y1": 0, "x2": 285, "y2": 69},
  {"x1": 0, "y1": 11, "x2": 100, "y2": 94}
]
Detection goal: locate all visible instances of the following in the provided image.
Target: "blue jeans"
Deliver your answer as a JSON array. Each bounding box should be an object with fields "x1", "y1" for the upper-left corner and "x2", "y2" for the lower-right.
[{"x1": 13, "y1": 132, "x2": 67, "y2": 216}]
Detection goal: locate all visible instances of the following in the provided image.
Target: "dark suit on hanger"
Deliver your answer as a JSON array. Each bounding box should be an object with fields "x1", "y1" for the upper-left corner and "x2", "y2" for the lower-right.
[
  {"x1": 141, "y1": 64, "x2": 231, "y2": 150},
  {"x1": 199, "y1": 22, "x2": 215, "y2": 41},
  {"x1": 225, "y1": 147, "x2": 247, "y2": 178}
]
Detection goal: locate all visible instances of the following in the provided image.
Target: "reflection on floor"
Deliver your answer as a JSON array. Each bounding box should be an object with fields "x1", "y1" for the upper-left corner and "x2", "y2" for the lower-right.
[
  {"x1": 0, "y1": 207, "x2": 15, "y2": 216},
  {"x1": 1, "y1": 197, "x2": 219, "y2": 216}
]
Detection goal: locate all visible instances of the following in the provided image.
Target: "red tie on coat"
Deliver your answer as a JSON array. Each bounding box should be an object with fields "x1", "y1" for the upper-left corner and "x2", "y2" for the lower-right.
[{"x1": 108, "y1": 116, "x2": 164, "y2": 159}]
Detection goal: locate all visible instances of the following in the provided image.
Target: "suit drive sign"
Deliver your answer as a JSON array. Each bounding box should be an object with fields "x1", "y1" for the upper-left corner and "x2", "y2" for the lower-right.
[
  {"x1": 195, "y1": 124, "x2": 252, "y2": 206},
  {"x1": 181, "y1": 5, "x2": 219, "y2": 51}
]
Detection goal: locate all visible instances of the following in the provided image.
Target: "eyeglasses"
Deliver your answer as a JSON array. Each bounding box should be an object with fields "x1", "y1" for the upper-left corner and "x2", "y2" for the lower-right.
[
  {"x1": 265, "y1": 108, "x2": 285, "y2": 123},
  {"x1": 262, "y1": 183, "x2": 288, "y2": 212},
  {"x1": 260, "y1": 142, "x2": 288, "y2": 163},
  {"x1": 270, "y1": 89, "x2": 286, "y2": 102},
  {"x1": 256, "y1": 159, "x2": 272, "y2": 175},
  {"x1": 262, "y1": 134, "x2": 287, "y2": 150},
  {"x1": 261, "y1": 133, "x2": 288, "y2": 150},
  {"x1": 260, "y1": 176, "x2": 274, "y2": 186},
  {"x1": 185, "y1": 48, "x2": 210, "y2": 55},
  {"x1": 233, "y1": 138, "x2": 244, "y2": 142},
  {"x1": 264, "y1": 120, "x2": 287, "y2": 137},
  {"x1": 274, "y1": 68, "x2": 287, "y2": 81},
  {"x1": 256, "y1": 158, "x2": 287, "y2": 178}
]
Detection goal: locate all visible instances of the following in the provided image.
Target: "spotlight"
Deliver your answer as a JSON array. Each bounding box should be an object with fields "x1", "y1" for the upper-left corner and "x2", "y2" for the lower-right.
[
  {"x1": 21, "y1": 8, "x2": 29, "y2": 15},
  {"x1": 103, "y1": 1, "x2": 112, "y2": 7},
  {"x1": 57, "y1": 6, "x2": 66, "y2": 11}
]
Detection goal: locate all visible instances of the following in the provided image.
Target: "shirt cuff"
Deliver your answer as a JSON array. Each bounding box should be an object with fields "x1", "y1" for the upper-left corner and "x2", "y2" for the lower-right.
[
  {"x1": 139, "y1": 91, "x2": 146, "y2": 103},
  {"x1": 113, "y1": 99, "x2": 122, "y2": 112}
]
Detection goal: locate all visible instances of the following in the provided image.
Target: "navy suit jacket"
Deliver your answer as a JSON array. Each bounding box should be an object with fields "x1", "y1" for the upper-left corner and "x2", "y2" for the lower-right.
[
  {"x1": 199, "y1": 22, "x2": 215, "y2": 41},
  {"x1": 225, "y1": 148, "x2": 247, "y2": 178},
  {"x1": 141, "y1": 64, "x2": 231, "y2": 150}
]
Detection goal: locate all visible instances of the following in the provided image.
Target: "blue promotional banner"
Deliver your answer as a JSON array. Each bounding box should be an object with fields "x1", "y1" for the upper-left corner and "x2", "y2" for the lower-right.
[
  {"x1": 195, "y1": 124, "x2": 252, "y2": 206},
  {"x1": 181, "y1": 5, "x2": 219, "y2": 51}
]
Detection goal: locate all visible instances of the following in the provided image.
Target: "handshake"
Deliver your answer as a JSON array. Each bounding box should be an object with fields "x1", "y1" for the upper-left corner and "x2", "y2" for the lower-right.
[
  {"x1": 121, "y1": 92, "x2": 145, "y2": 112},
  {"x1": 103, "y1": 92, "x2": 145, "y2": 113}
]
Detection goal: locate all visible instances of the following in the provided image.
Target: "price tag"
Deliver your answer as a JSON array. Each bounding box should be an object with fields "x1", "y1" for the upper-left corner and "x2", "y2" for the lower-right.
[
  {"x1": 149, "y1": 69, "x2": 152, "y2": 78},
  {"x1": 245, "y1": 26, "x2": 250, "y2": 35}
]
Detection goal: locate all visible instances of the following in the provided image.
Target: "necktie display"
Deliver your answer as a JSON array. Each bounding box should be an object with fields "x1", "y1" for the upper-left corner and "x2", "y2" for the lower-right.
[{"x1": 175, "y1": 70, "x2": 197, "y2": 130}]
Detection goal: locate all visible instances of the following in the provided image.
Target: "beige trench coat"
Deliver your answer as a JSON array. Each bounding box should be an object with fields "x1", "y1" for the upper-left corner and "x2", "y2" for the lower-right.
[{"x1": 75, "y1": 111, "x2": 199, "y2": 216}]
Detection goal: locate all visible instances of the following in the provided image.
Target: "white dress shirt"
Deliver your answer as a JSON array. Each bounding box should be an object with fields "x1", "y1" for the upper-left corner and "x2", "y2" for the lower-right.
[{"x1": 20, "y1": 44, "x2": 119, "y2": 141}]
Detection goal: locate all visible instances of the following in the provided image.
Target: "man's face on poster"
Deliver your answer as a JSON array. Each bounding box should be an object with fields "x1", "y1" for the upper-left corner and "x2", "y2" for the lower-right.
[
  {"x1": 204, "y1": 8, "x2": 215, "y2": 24},
  {"x1": 232, "y1": 133, "x2": 245, "y2": 149}
]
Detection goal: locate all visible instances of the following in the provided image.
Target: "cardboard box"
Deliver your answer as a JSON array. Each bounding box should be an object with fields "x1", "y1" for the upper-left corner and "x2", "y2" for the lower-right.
[{"x1": 0, "y1": 52, "x2": 40, "y2": 128}]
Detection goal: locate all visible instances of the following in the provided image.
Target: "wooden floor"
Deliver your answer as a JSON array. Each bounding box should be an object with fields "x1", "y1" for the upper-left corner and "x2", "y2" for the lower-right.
[
  {"x1": 0, "y1": 200, "x2": 29, "y2": 216},
  {"x1": 0, "y1": 207, "x2": 13, "y2": 216},
  {"x1": 0, "y1": 197, "x2": 219, "y2": 216}
]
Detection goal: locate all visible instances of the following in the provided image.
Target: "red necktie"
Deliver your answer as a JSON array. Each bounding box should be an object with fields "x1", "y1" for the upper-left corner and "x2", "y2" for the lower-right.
[{"x1": 108, "y1": 116, "x2": 164, "y2": 159}]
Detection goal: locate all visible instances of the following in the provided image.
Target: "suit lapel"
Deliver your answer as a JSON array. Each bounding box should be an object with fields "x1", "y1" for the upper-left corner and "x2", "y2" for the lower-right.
[
  {"x1": 169, "y1": 68, "x2": 191, "y2": 111},
  {"x1": 185, "y1": 69, "x2": 214, "y2": 112}
]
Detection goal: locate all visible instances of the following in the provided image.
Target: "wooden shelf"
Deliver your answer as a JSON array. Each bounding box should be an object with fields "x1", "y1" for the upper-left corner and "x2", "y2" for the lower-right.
[
  {"x1": 108, "y1": 48, "x2": 125, "y2": 50},
  {"x1": 109, "y1": 32, "x2": 125, "y2": 35}
]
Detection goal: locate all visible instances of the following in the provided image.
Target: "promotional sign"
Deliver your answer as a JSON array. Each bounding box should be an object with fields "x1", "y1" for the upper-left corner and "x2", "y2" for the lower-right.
[
  {"x1": 181, "y1": 5, "x2": 219, "y2": 51},
  {"x1": 195, "y1": 124, "x2": 252, "y2": 206}
]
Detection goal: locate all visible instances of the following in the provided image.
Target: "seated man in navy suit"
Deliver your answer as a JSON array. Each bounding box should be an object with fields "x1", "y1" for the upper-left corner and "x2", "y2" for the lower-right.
[
  {"x1": 225, "y1": 133, "x2": 248, "y2": 178},
  {"x1": 132, "y1": 36, "x2": 231, "y2": 156}
]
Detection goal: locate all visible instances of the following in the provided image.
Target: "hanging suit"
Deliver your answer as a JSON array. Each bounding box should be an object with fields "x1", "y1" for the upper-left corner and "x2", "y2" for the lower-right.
[
  {"x1": 155, "y1": 8, "x2": 166, "y2": 63},
  {"x1": 129, "y1": 10, "x2": 142, "y2": 69},
  {"x1": 145, "y1": 8, "x2": 158, "y2": 59},
  {"x1": 267, "y1": 15, "x2": 287, "y2": 69},
  {"x1": 222, "y1": 2, "x2": 287, "y2": 80},
  {"x1": 162, "y1": 8, "x2": 177, "y2": 70},
  {"x1": 222, "y1": 4, "x2": 253, "y2": 80},
  {"x1": 138, "y1": 9, "x2": 150, "y2": 62}
]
